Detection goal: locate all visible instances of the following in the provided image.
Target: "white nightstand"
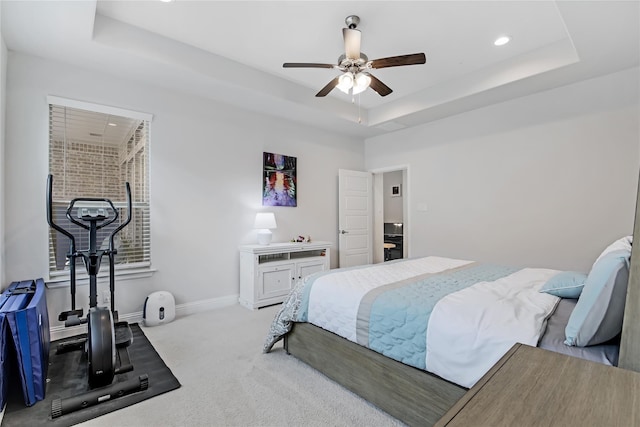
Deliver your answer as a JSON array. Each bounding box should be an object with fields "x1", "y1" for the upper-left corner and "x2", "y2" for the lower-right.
[{"x1": 238, "y1": 241, "x2": 332, "y2": 309}]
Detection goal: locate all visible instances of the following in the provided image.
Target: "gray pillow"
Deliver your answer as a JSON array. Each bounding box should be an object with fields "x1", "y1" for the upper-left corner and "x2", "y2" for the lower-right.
[{"x1": 564, "y1": 249, "x2": 630, "y2": 347}]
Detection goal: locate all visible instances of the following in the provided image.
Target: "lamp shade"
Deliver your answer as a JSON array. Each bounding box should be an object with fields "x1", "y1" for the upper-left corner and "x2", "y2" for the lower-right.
[
  {"x1": 254, "y1": 212, "x2": 277, "y2": 245},
  {"x1": 254, "y1": 212, "x2": 277, "y2": 229}
]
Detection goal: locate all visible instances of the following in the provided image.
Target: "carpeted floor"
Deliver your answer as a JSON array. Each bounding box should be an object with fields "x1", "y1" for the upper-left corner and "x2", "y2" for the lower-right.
[
  {"x1": 2, "y1": 304, "x2": 403, "y2": 426},
  {"x1": 77, "y1": 304, "x2": 403, "y2": 427},
  {"x1": 2, "y1": 323, "x2": 180, "y2": 427}
]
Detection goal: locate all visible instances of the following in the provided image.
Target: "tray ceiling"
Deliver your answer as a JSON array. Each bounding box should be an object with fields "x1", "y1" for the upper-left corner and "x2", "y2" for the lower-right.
[{"x1": 2, "y1": 1, "x2": 638, "y2": 138}]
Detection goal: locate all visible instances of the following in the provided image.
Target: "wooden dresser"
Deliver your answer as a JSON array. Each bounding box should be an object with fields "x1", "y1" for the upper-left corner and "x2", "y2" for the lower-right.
[{"x1": 436, "y1": 343, "x2": 640, "y2": 427}]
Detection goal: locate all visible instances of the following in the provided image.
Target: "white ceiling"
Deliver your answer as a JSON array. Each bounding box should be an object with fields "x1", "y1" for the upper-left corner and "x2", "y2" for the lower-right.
[{"x1": 2, "y1": 1, "x2": 639, "y2": 138}]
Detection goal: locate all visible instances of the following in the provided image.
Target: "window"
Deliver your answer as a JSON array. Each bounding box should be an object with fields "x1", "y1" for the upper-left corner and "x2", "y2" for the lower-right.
[{"x1": 47, "y1": 97, "x2": 152, "y2": 277}]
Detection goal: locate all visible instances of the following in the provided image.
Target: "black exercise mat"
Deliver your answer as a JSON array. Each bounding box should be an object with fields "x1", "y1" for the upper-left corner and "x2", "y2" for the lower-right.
[{"x1": 3, "y1": 323, "x2": 181, "y2": 426}]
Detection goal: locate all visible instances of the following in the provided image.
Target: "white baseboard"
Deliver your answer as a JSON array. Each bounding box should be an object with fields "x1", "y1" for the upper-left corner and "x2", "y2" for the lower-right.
[
  {"x1": 174, "y1": 294, "x2": 238, "y2": 317},
  {"x1": 49, "y1": 294, "x2": 239, "y2": 341}
]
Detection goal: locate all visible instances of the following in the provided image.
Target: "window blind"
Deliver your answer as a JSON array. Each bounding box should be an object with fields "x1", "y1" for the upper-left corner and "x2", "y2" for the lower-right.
[{"x1": 48, "y1": 103, "x2": 151, "y2": 275}]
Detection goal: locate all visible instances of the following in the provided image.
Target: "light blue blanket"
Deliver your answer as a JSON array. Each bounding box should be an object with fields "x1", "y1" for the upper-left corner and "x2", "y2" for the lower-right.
[{"x1": 357, "y1": 263, "x2": 518, "y2": 369}]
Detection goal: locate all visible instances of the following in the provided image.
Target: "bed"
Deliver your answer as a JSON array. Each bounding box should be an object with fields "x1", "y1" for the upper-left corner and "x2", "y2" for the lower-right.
[{"x1": 263, "y1": 224, "x2": 639, "y2": 425}]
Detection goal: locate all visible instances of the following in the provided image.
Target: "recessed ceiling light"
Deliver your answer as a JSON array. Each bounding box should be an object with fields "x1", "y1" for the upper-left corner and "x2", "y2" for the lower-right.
[
  {"x1": 494, "y1": 36, "x2": 511, "y2": 46},
  {"x1": 160, "y1": 0, "x2": 174, "y2": 3}
]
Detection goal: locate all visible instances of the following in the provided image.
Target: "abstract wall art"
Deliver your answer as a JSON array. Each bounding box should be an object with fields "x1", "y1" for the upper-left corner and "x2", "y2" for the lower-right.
[{"x1": 263, "y1": 152, "x2": 297, "y2": 207}]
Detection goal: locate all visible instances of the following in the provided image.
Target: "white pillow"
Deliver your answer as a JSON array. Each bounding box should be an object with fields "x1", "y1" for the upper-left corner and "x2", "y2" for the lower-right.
[{"x1": 593, "y1": 235, "x2": 632, "y2": 267}]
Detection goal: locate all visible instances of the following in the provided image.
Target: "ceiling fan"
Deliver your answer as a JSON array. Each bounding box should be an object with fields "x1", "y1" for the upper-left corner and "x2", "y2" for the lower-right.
[{"x1": 283, "y1": 15, "x2": 426, "y2": 98}]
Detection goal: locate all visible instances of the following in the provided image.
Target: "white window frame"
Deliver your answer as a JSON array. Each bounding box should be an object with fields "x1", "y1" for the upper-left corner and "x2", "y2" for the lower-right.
[{"x1": 47, "y1": 96, "x2": 154, "y2": 287}]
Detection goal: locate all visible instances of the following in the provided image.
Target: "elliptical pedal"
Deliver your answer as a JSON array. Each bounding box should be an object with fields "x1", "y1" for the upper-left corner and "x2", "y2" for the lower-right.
[
  {"x1": 58, "y1": 309, "x2": 84, "y2": 322},
  {"x1": 115, "y1": 321, "x2": 133, "y2": 348},
  {"x1": 56, "y1": 334, "x2": 87, "y2": 354},
  {"x1": 114, "y1": 321, "x2": 135, "y2": 374}
]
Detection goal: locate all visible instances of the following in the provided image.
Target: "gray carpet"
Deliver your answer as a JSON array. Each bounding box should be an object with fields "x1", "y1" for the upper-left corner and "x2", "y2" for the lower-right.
[{"x1": 76, "y1": 304, "x2": 403, "y2": 427}]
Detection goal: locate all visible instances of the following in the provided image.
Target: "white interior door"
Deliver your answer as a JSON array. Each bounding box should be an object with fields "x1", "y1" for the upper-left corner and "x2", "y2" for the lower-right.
[{"x1": 338, "y1": 169, "x2": 372, "y2": 268}]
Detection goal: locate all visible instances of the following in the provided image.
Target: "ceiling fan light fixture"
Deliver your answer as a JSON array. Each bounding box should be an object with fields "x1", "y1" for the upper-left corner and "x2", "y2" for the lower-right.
[
  {"x1": 337, "y1": 73, "x2": 354, "y2": 93},
  {"x1": 352, "y1": 85, "x2": 367, "y2": 95},
  {"x1": 352, "y1": 73, "x2": 371, "y2": 95}
]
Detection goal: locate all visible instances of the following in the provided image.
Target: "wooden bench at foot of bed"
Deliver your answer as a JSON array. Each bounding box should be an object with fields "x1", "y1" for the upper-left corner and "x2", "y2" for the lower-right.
[{"x1": 284, "y1": 322, "x2": 467, "y2": 426}]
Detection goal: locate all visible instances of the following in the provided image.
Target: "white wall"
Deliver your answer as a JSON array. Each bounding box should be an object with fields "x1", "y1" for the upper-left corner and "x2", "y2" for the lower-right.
[
  {"x1": 4, "y1": 52, "x2": 364, "y2": 329},
  {"x1": 366, "y1": 67, "x2": 640, "y2": 272},
  {"x1": 0, "y1": 4, "x2": 6, "y2": 287}
]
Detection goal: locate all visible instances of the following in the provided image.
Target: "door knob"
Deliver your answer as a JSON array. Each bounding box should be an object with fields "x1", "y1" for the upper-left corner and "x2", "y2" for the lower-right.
[{"x1": 340, "y1": 230, "x2": 349, "y2": 234}]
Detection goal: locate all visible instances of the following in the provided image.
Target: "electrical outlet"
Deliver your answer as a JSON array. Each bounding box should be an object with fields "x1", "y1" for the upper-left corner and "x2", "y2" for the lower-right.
[{"x1": 102, "y1": 290, "x2": 111, "y2": 304}]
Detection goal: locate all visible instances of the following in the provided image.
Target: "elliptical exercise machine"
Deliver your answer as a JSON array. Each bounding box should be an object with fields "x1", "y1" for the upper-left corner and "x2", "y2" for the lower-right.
[{"x1": 46, "y1": 174, "x2": 148, "y2": 418}]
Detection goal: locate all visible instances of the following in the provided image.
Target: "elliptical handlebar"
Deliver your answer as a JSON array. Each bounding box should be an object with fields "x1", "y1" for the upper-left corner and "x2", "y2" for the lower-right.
[
  {"x1": 46, "y1": 174, "x2": 76, "y2": 251},
  {"x1": 47, "y1": 174, "x2": 133, "y2": 253},
  {"x1": 47, "y1": 174, "x2": 80, "y2": 313},
  {"x1": 109, "y1": 182, "x2": 132, "y2": 252}
]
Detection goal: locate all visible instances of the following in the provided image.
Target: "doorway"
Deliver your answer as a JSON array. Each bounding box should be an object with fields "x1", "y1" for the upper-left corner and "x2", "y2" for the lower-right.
[
  {"x1": 337, "y1": 167, "x2": 408, "y2": 267},
  {"x1": 373, "y1": 167, "x2": 408, "y2": 264}
]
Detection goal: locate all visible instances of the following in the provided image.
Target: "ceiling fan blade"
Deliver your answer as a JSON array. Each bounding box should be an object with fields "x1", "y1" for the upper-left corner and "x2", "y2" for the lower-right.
[
  {"x1": 370, "y1": 53, "x2": 426, "y2": 69},
  {"x1": 368, "y1": 74, "x2": 393, "y2": 97},
  {"x1": 315, "y1": 77, "x2": 340, "y2": 97},
  {"x1": 343, "y1": 28, "x2": 361, "y2": 60},
  {"x1": 283, "y1": 63, "x2": 335, "y2": 69}
]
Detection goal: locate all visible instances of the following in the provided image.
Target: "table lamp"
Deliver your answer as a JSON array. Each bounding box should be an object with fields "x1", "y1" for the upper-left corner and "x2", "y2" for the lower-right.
[{"x1": 254, "y1": 212, "x2": 277, "y2": 245}]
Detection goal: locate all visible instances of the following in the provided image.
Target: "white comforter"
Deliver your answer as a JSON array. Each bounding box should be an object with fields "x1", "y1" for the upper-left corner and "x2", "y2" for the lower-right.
[{"x1": 426, "y1": 267, "x2": 560, "y2": 387}]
